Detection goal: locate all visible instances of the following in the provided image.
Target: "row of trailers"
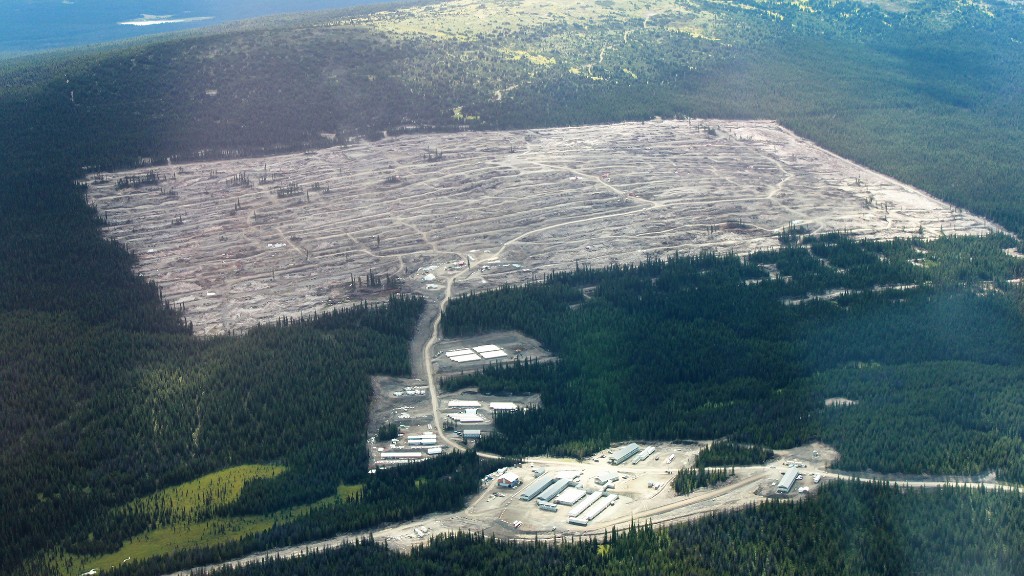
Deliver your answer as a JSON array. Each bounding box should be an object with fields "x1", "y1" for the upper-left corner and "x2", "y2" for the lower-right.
[{"x1": 519, "y1": 473, "x2": 619, "y2": 527}]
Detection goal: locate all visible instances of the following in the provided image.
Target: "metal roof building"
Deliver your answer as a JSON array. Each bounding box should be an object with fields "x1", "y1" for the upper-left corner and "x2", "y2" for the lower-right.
[
  {"x1": 777, "y1": 469, "x2": 799, "y2": 494},
  {"x1": 537, "y1": 478, "x2": 573, "y2": 502},
  {"x1": 568, "y1": 490, "x2": 605, "y2": 518},
  {"x1": 631, "y1": 446, "x2": 656, "y2": 465},
  {"x1": 594, "y1": 472, "x2": 619, "y2": 485},
  {"x1": 554, "y1": 486, "x2": 586, "y2": 506},
  {"x1": 520, "y1": 475, "x2": 558, "y2": 501},
  {"x1": 568, "y1": 494, "x2": 619, "y2": 526},
  {"x1": 498, "y1": 472, "x2": 521, "y2": 488},
  {"x1": 448, "y1": 412, "x2": 485, "y2": 424},
  {"x1": 381, "y1": 451, "x2": 424, "y2": 459},
  {"x1": 609, "y1": 443, "x2": 641, "y2": 465}
]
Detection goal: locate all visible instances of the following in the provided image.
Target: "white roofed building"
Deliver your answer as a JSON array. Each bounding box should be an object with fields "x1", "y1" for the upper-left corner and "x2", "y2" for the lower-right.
[{"x1": 497, "y1": 472, "x2": 521, "y2": 488}]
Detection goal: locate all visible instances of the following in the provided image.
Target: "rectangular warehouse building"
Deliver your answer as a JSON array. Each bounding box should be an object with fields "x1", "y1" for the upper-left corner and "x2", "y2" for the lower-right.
[
  {"x1": 537, "y1": 478, "x2": 573, "y2": 503},
  {"x1": 777, "y1": 469, "x2": 799, "y2": 494},
  {"x1": 631, "y1": 446, "x2": 656, "y2": 465},
  {"x1": 568, "y1": 494, "x2": 618, "y2": 526},
  {"x1": 568, "y1": 490, "x2": 605, "y2": 518},
  {"x1": 609, "y1": 443, "x2": 641, "y2": 465},
  {"x1": 555, "y1": 487, "x2": 586, "y2": 506},
  {"x1": 520, "y1": 475, "x2": 558, "y2": 501},
  {"x1": 497, "y1": 472, "x2": 521, "y2": 488},
  {"x1": 381, "y1": 452, "x2": 423, "y2": 459},
  {"x1": 448, "y1": 413, "x2": 485, "y2": 424}
]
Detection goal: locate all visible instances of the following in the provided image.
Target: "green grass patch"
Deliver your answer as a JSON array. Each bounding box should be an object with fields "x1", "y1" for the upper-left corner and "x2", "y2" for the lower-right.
[
  {"x1": 67, "y1": 514, "x2": 280, "y2": 574},
  {"x1": 57, "y1": 463, "x2": 364, "y2": 575},
  {"x1": 333, "y1": 483, "x2": 363, "y2": 502},
  {"x1": 132, "y1": 464, "x2": 286, "y2": 523}
]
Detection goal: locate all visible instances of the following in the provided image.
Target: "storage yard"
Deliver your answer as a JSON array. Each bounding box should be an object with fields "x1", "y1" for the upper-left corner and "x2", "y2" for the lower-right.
[
  {"x1": 366, "y1": 366, "x2": 540, "y2": 468},
  {"x1": 264, "y1": 441, "x2": 841, "y2": 556},
  {"x1": 467, "y1": 442, "x2": 837, "y2": 536},
  {"x1": 363, "y1": 435, "x2": 841, "y2": 541},
  {"x1": 86, "y1": 119, "x2": 1003, "y2": 336}
]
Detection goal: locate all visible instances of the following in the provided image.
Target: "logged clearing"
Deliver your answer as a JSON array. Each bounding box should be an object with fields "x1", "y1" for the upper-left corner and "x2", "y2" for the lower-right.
[{"x1": 87, "y1": 119, "x2": 1002, "y2": 335}]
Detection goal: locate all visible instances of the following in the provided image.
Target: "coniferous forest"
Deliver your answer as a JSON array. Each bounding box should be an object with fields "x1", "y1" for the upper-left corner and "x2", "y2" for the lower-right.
[
  {"x1": 443, "y1": 234, "x2": 1024, "y2": 481},
  {"x1": 3, "y1": 0, "x2": 1024, "y2": 573}
]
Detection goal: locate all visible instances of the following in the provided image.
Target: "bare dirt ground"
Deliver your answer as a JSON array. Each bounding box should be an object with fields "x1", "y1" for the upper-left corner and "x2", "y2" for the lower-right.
[
  {"x1": 431, "y1": 330, "x2": 554, "y2": 378},
  {"x1": 87, "y1": 119, "x2": 1004, "y2": 336}
]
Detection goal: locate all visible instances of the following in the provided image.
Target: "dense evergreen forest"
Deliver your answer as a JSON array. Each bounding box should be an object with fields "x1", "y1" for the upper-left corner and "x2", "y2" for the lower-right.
[
  {"x1": 442, "y1": 233, "x2": 1024, "y2": 481},
  {"x1": 1, "y1": 288, "x2": 426, "y2": 572},
  {"x1": 72, "y1": 452, "x2": 514, "y2": 576},
  {"x1": 694, "y1": 441, "x2": 775, "y2": 468},
  {"x1": 202, "y1": 482, "x2": 1024, "y2": 576},
  {"x1": 3, "y1": 0, "x2": 1024, "y2": 573},
  {"x1": 673, "y1": 466, "x2": 733, "y2": 495}
]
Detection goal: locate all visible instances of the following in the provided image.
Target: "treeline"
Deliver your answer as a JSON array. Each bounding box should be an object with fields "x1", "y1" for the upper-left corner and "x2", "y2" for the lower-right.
[
  {"x1": 441, "y1": 234, "x2": 1024, "y2": 480},
  {"x1": 673, "y1": 467, "x2": 733, "y2": 495},
  {"x1": 694, "y1": 441, "x2": 775, "y2": 468},
  {"x1": 439, "y1": 357, "x2": 567, "y2": 394},
  {"x1": 376, "y1": 422, "x2": 399, "y2": 442},
  {"x1": 187, "y1": 482, "x2": 1024, "y2": 576}
]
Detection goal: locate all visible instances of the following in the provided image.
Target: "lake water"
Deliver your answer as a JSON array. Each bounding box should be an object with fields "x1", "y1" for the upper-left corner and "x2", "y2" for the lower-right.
[{"x1": 1, "y1": 0, "x2": 385, "y2": 58}]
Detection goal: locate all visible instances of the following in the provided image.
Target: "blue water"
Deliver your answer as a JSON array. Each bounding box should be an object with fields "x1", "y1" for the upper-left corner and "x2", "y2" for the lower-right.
[{"x1": 0, "y1": 0, "x2": 384, "y2": 57}]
